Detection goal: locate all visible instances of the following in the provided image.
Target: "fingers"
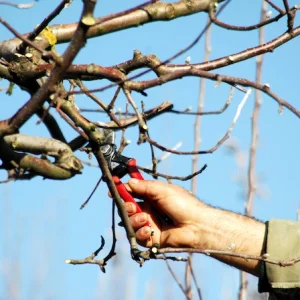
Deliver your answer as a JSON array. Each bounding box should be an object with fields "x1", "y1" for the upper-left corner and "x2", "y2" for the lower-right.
[
  {"x1": 136, "y1": 226, "x2": 153, "y2": 242},
  {"x1": 125, "y1": 203, "x2": 151, "y2": 236},
  {"x1": 124, "y1": 202, "x2": 156, "y2": 244},
  {"x1": 130, "y1": 215, "x2": 156, "y2": 245},
  {"x1": 129, "y1": 212, "x2": 148, "y2": 230},
  {"x1": 127, "y1": 178, "x2": 168, "y2": 201},
  {"x1": 124, "y1": 202, "x2": 136, "y2": 216},
  {"x1": 110, "y1": 179, "x2": 173, "y2": 203},
  {"x1": 127, "y1": 179, "x2": 201, "y2": 222}
]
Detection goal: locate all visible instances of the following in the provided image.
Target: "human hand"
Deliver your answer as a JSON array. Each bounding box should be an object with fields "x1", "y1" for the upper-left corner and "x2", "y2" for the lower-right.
[
  {"x1": 121, "y1": 179, "x2": 265, "y2": 276},
  {"x1": 123, "y1": 179, "x2": 207, "y2": 248}
]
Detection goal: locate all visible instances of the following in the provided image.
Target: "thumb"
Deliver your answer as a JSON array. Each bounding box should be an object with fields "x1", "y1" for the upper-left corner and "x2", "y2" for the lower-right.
[
  {"x1": 128, "y1": 179, "x2": 202, "y2": 225},
  {"x1": 128, "y1": 179, "x2": 189, "y2": 225},
  {"x1": 128, "y1": 179, "x2": 166, "y2": 202}
]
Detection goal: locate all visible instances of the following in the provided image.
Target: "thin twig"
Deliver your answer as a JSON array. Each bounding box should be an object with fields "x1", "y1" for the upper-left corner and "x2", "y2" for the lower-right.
[
  {"x1": 122, "y1": 87, "x2": 147, "y2": 130},
  {"x1": 170, "y1": 94, "x2": 232, "y2": 115},
  {"x1": 146, "y1": 141, "x2": 183, "y2": 169},
  {"x1": 239, "y1": 3, "x2": 266, "y2": 299},
  {"x1": 92, "y1": 147, "x2": 140, "y2": 260},
  {"x1": 190, "y1": 259, "x2": 203, "y2": 300},
  {"x1": 107, "y1": 86, "x2": 121, "y2": 111},
  {"x1": 118, "y1": 99, "x2": 130, "y2": 154},
  {"x1": 2, "y1": 0, "x2": 97, "y2": 137},
  {"x1": 138, "y1": 164, "x2": 207, "y2": 181},
  {"x1": 185, "y1": 255, "x2": 192, "y2": 299},
  {"x1": 18, "y1": 0, "x2": 71, "y2": 53},
  {"x1": 165, "y1": 259, "x2": 186, "y2": 297},
  {"x1": 103, "y1": 198, "x2": 117, "y2": 265},
  {"x1": 80, "y1": 177, "x2": 102, "y2": 209},
  {"x1": 191, "y1": 18, "x2": 212, "y2": 195},
  {"x1": 142, "y1": 102, "x2": 158, "y2": 178},
  {"x1": 0, "y1": 17, "x2": 47, "y2": 55},
  {"x1": 155, "y1": 255, "x2": 187, "y2": 262},
  {"x1": 0, "y1": 1, "x2": 35, "y2": 9},
  {"x1": 80, "y1": 159, "x2": 207, "y2": 181},
  {"x1": 80, "y1": 96, "x2": 232, "y2": 116},
  {"x1": 282, "y1": 0, "x2": 295, "y2": 31},
  {"x1": 246, "y1": 1, "x2": 266, "y2": 223},
  {"x1": 265, "y1": 0, "x2": 285, "y2": 14},
  {"x1": 209, "y1": 5, "x2": 285, "y2": 31},
  {"x1": 69, "y1": 0, "x2": 231, "y2": 96},
  {"x1": 125, "y1": 64, "x2": 300, "y2": 119},
  {"x1": 186, "y1": 17, "x2": 212, "y2": 300},
  {"x1": 56, "y1": 105, "x2": 89, "y2": 140},
  {"x1": 36, "y1": 106, "x2": 67, "y2": 143},
  {"x1": 72, "y1": 25, "x2": 300, "y2": 99},
  {"x1": 94, "y1": 1, "x2": 153, "y2": 25},
  {"x1": 159, "y1": 248, "x2": 300, "y2": 267},
  {"x1": 75, "y1": 80, "x2": 122, "y2": 127},
  {"x1": 68, "y1": 102, "x2": 174, "y2": 151},
  {"x1": 145, "y1": 89, "x2": 252, "y2": 155},
  {"x1": 65, "y1": 236, "x2": 106, "y2": 272}
]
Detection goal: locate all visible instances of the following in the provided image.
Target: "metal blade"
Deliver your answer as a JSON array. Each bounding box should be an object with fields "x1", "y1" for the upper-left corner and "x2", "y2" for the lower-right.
[
  {"x1": 102, "y1": 129, "x2": 115, "y2": 145},
  {"x1": 98, "y1": 129, "x2": 116, "y2": 168}
]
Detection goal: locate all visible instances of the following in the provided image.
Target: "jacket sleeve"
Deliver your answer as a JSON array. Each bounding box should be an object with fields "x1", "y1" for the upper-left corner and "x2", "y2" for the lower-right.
[{"x1": 259, "y1": 219, "x2": 300, "y2": 297}]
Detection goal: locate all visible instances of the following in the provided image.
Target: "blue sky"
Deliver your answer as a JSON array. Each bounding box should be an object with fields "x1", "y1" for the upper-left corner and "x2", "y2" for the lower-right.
[{"x1": 1, "y1": 0, "x2": 300, "y2": 299}]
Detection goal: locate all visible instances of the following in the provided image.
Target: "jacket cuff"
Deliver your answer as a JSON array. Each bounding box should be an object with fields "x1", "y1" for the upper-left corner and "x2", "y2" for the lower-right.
[{"x1": 259, "y1": 219, "x2": 300, "y2": 292}]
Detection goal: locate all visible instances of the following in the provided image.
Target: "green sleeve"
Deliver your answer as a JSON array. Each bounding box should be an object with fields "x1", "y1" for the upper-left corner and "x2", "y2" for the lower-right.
[{"x1": 259, "y1": 219, "x2": 300, "y2": 293}]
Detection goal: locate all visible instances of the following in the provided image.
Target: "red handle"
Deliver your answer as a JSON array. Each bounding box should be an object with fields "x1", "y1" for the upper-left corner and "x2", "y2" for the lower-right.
[
  {"x1": 113, "y1": 175, "x2": 143, "y2": 214},
  {"x1": 128, "y1": 158, "x2": 173, "y2": 225},
  {"x1": 128, "y1": 159, "x2": 144, "y2": 180},
  {"x1": 113, "y1": 159, "x2": 154, "y2": 236}
]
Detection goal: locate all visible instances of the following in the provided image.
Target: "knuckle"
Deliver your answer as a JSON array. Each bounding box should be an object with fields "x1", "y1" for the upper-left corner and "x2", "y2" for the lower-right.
[
  {"x1": 124, "y1": 203, "x2": 135, "y2": 214},
  {"x1": 135, "y1": 213, "x2": 147, "y2": 224},
  {"x1": 136, "y1": 226, "x2": 151, "y2": 241}
]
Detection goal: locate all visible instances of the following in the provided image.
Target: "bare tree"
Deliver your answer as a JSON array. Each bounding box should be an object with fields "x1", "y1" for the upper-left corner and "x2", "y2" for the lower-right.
[{"x1": 1, "y1": 0, "x2": 300, "y2": 298}]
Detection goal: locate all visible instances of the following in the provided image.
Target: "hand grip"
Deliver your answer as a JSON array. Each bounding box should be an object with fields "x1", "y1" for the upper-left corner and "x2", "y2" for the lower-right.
[
  {"x1": 113, "y1": 175, "x2": 143, "y2": 214},
  {"x1": 114, "y1": 159, "x2": 154, "y2": 236},
  {"x1": 127, "y1": 159, "x2": 173, "y2": 225}
]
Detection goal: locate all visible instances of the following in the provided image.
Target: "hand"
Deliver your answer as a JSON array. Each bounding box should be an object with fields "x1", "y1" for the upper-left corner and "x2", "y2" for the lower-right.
[
  {"x1": 123, "y1": 179, "x2": 207, "y2": 248},
  {"x1": 123, "y1": 179, "x2": 265, "y2": 276}
]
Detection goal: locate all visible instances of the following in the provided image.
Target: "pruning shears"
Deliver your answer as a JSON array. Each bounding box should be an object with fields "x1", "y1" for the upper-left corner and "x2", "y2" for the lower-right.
[{"x1": 100, "y1": 129, "x2": 154, "y2": 236}]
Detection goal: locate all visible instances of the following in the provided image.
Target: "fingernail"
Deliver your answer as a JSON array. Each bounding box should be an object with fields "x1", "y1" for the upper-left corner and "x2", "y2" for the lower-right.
[
  {"x1": 137, "y1": 214, "x2": 146, "y2": 223},
  {"x1": 129, "y1": 178, "x2": 139, "y2": 185},
  {"x1": 125, "y1": 203, "x2": 135, "y2": 213}
]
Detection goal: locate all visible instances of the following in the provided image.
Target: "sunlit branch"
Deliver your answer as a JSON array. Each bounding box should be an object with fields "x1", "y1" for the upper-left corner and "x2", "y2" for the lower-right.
[{"x1": 0, "y1": 1, "x2": 35, "y2": 9}]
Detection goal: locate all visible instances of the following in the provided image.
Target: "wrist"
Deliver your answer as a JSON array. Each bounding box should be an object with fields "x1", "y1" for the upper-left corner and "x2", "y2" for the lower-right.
[
  {"x1": 191, "y1": 204, "x2": 221, "y2": 249},
  {"x1": 191, "y1": 204, "x2": 265, "y2": 275}
]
